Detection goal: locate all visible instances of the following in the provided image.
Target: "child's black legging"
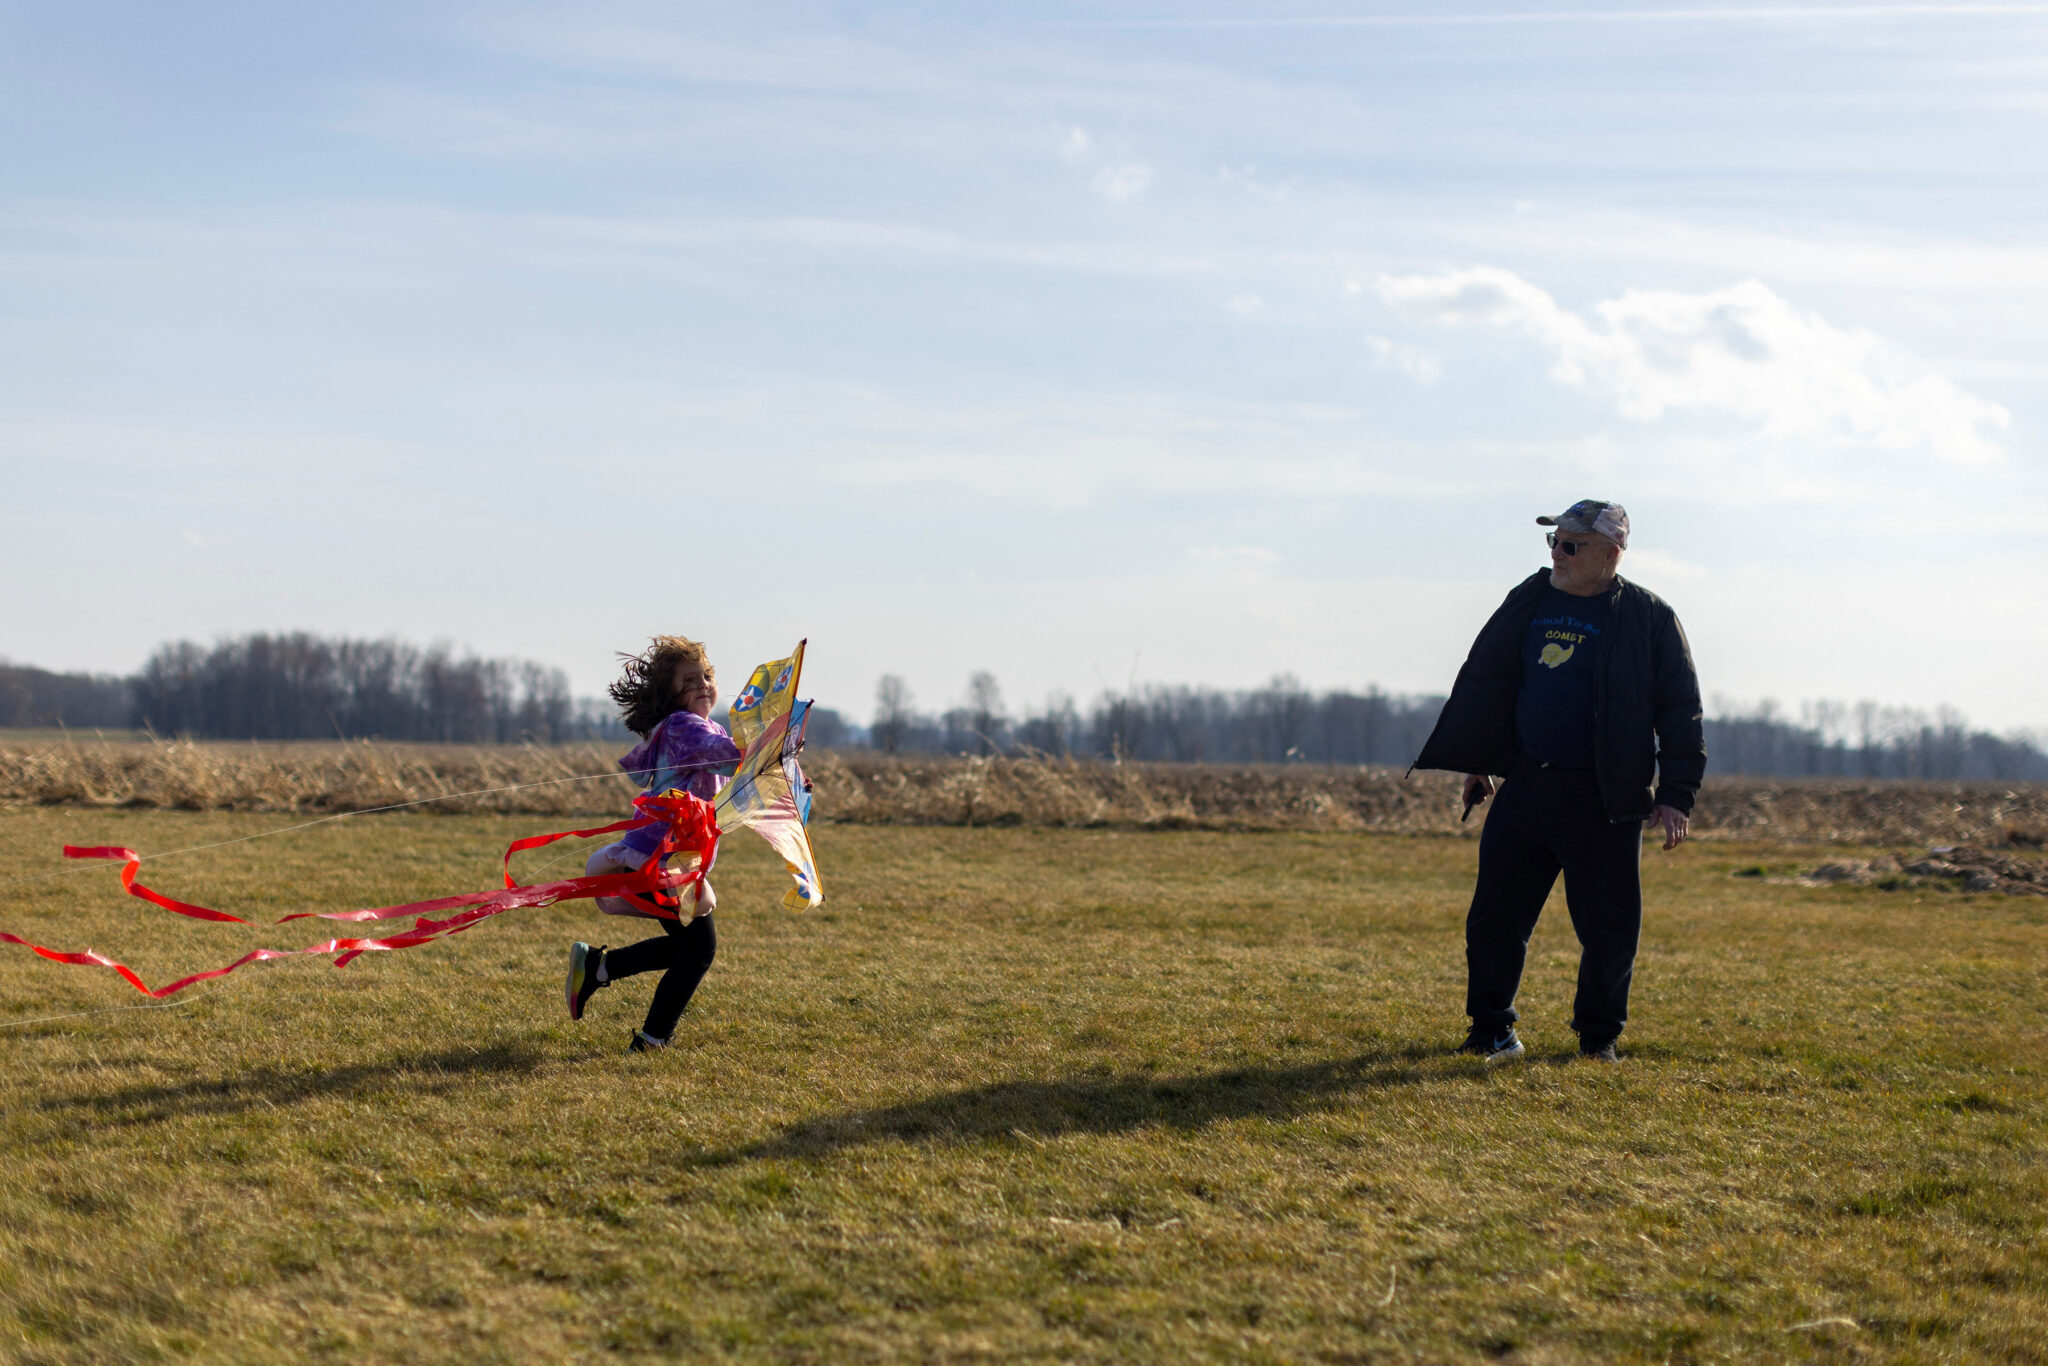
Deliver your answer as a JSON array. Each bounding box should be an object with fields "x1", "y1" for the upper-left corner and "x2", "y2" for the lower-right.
[{"x1": 603, "y1": 914, "x2": 716, "y2": 1039}]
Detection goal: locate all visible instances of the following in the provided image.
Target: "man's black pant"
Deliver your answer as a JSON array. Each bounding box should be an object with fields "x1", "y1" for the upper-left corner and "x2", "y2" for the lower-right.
[{"x1": 1466, "y1": 758, "x2": 1642, "y2": 1042}]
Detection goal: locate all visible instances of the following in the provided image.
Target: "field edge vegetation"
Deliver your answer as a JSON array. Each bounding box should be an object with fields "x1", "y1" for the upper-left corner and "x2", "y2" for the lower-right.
[{"x1": 5, "y1": 737, "x2": 2048, "y2": 847}]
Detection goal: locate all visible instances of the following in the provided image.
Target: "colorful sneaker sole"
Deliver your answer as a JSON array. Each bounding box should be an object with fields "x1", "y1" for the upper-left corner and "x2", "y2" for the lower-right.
[{"x1": 565, "y1": 942, "x2": 596, "y2": 1021}]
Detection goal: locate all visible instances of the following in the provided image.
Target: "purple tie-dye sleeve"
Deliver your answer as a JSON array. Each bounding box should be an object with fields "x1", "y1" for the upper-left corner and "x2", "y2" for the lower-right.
[
  {"x1": 659, "y1": 713, "x2": 743, "y2": 800},
  {"x1": 615, "y1": 713, "x2": 743, "y2": 857},
  {"x1": 617, "y1": 733, "x2": 657, "y2": 780},
  {"x1": 618, "y1": 715, "x2": 737, "y2": 789}
]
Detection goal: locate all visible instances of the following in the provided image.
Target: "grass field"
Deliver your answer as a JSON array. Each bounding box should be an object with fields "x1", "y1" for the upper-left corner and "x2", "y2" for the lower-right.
[{"x1": 1, "y1": 809, "x2": 2044, "y2": 1363}]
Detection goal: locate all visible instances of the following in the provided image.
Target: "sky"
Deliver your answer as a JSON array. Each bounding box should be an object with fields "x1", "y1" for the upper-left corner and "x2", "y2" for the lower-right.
[{"x1": 3, "y1": 1, "x2": 2045, "y2": 734}]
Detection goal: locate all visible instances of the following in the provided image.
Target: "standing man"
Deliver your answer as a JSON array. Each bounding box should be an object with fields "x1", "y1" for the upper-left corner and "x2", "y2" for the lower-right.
[{"x1": 1412, "y1": 500, "x2": 1704, "y2": 1063}]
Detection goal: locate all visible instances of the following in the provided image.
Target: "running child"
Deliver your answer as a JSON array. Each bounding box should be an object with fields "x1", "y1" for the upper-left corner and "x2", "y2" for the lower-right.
[{"x1": 564, "y1": 635, "x2": 741, "y2": 1053}]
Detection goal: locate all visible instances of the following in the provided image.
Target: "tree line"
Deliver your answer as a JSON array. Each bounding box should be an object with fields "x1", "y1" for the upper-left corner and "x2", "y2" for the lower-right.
[
  {"x1": 872, "y1": 671, "x2": 1449, "y2": 767},
  {"x1": 868, "y1": 672, "x2": 2048, "y2": 781},
  {"x1": 1, "y1": 635, "x2": 858, "y2": 748},
  {"x1": 0, "y1": 662, "x2": 132, "y2": 731},
  {"x1": 1704, "y1": 698, "x2": 2048, "y2": 782},
  {"x1": 2, "y1": 635, "x2": 598, "y2": 743},
  {"x1": 5, "y1": 641, "x2": 2045, "y2": 780}
]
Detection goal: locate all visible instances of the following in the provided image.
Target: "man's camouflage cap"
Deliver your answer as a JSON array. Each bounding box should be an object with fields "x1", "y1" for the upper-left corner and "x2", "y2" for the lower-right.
[{"x1": 1537, "y1": 499, "x2": 1629, "y2": 549}]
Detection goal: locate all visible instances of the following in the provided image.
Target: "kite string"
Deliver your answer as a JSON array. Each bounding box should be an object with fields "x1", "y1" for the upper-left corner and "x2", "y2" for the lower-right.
[
  {"x1": 0, "y1": 960, "x2": 267, "y2": 1030},
  {"x1": 137, "y1": 766, "x2": 653, "y2": 859}
]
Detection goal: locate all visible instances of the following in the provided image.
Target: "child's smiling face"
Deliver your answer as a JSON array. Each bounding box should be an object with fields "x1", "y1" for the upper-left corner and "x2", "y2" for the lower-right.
[{"x1": 672, "y1": 660, "x2": 717, "y2": 719}]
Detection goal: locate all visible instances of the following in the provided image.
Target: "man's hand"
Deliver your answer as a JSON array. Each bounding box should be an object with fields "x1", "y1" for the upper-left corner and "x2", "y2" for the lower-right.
[
  {"x1": 1647, "y1": 804, "x2": 1689, "y2": 851},
  {"x1": 1461, "y1": 774, "x2": 1495, "y2": 821}
]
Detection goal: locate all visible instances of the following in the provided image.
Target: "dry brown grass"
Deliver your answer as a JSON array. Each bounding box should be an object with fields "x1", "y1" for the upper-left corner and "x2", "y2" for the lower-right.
[
  {"x1": 4, "y1": 735, "x2": 2046, "y2": 846},
  {"x1": 818, "y1": 752, "x2": 2048, "y2": 846},
  {"x1": 0, "y1": 735, "x2": 643, "y2": 816}
]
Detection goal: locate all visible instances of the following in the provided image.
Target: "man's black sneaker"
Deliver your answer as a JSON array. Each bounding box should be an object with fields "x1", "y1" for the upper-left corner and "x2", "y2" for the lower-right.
[
  {"x1": 626, "y1": 1029, "x2": 670, "y2": 1053},
  {"x1": 565, "y1": 942, "x2": 607, "y2": 1022},
  {"x1": 1580, "y1": 1037, "x2": 1620, "y2": 1063},
  {"x1": 1457, "y1": 1026, "x2": 1525, "y2": 1063}
]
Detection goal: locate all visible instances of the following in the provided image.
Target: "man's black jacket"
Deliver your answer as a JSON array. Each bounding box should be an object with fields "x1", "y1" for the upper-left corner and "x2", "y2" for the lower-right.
[{"x1": 1411, "y1": 570, "x2": 1706, "y2": 821}]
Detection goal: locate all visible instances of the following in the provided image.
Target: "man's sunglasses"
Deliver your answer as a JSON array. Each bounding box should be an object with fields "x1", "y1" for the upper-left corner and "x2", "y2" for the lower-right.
[{"x1": 1546, "y1": 532, "x2": 1606, "y2": 556}]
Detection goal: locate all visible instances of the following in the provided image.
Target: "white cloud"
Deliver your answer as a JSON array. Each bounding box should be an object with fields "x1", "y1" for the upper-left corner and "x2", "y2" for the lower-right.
[
  {"x1": 1061, "y1": 125, "x2": 1092, "y2": 162},
  {"x1": 1366, "y1": 334, "x2": 1443, "y2": 383},
  {"x1": 1443, "y1": 205, "x2": 2048, "y2": 305},
  {"x1": 1216, "y1": 164, "x2": 1293, "y2": 199},
  {"x1": 1091, "y1": 163, "x2": 1153, "y2": 202},
  {"x1": 1377, "y1": 267, "x2": 2010, "y2": 464}
]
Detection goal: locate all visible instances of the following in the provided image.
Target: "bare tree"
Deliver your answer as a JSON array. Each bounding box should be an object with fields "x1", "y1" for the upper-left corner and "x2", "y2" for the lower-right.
[
  {"x1": 964, "y1": 670, "x2": 1007, "y2": 755},
  {"x1": 873, "y1": 674, "x2": 914, "y2": 755},
  {"x1": 1017, "y1": 690, "x2": 1078, "y2": 757}
]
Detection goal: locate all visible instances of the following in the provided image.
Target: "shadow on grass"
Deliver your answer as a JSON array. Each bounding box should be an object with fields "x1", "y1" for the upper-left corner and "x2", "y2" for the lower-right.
[
  {"x1": 706, "y1": 1044, "x2": 1445, "y2": 1164},
  {"x1": 41, "y1": 1038, "x2": 547, "y2": 1123}
]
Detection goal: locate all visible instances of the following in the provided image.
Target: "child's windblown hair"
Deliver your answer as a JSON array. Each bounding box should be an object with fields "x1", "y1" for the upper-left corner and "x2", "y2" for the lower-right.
[{"x1": 610, "y1": 635, "x2": 714, "y2": 737}]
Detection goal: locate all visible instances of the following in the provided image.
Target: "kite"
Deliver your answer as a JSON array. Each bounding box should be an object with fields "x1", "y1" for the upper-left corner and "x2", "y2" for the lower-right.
[
  {"x1": 716, "y1": 640, "x2": 824, "y2": 911},
  {"x1": 0, "y1": 642, "x2": 823, "y2": 999}
]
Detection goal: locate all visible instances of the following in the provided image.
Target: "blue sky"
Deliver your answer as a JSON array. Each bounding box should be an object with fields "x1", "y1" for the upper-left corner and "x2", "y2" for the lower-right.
[{"x1": 4, "y1": 1, "x2": 2045, "y2": 732}]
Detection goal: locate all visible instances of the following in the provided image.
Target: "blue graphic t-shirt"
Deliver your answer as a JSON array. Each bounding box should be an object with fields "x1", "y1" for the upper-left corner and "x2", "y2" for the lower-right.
[{"x1": 1515, "y1": 586, "x2": 1613, "y2": 768}]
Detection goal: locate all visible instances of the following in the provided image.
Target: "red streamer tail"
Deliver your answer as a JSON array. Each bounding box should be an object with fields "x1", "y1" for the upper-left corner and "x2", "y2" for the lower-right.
[{"x1": 10, "y1": 796, "x2": 722, "y2": 998}]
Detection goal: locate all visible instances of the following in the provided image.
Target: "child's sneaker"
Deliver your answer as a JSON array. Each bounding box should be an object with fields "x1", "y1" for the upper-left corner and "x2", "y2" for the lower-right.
[
  {"x1": 565, "y1": 942, "x2": 607, "y2": 1021},
  {"x1": 626, "y1": 1029, "x2": 669, "y2": 1053}
]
